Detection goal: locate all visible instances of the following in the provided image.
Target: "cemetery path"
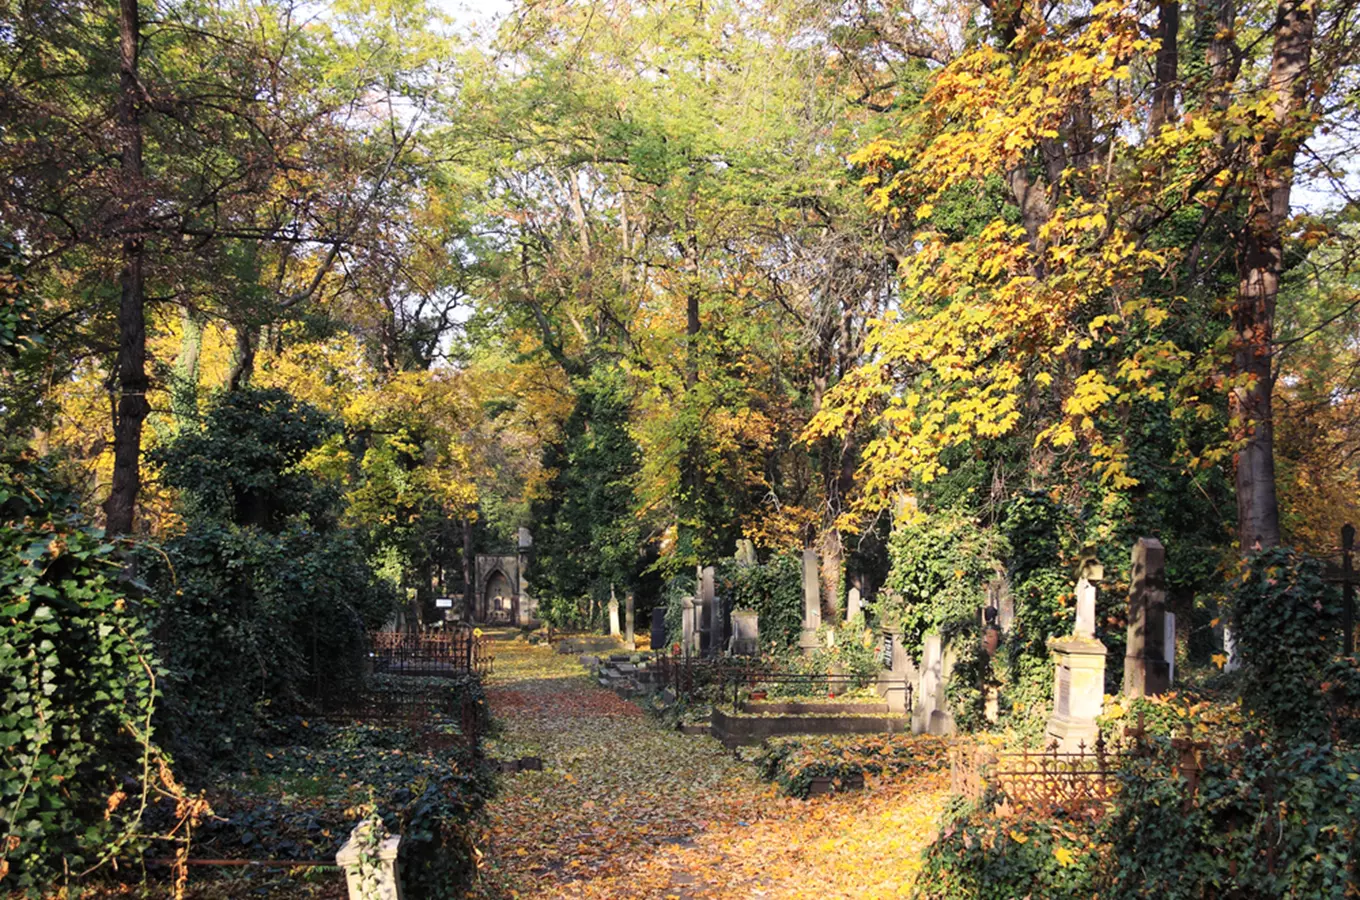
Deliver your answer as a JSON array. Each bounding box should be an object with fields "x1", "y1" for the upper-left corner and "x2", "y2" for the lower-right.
[{"x1": 470, "y1": 631, "x2": 950, "y2": 899}]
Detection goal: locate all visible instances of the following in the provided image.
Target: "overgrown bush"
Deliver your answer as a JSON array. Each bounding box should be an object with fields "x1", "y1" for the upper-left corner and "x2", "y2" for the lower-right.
[
  {"x1": 879, "y1": 508, "x2": 1006, "y2": 658},
  {"x1": 754, "y1": 734, "x2": 950, "y2": 798},
  {"x1": 139, "y1": 388, "x2": 396, "y2": 766},
  {"x1": 1229, "y1": 546, "x2": 1341, "y2": 739},
  {"x1": 915, "y1": 738, "x2": 1360, "y2": 899},
  {"x1": 718, "y1": 554, "x2": 803, "y2": 651},
  {"x1": 1107, "y1": 738, "x2": 1360, "y2": 899},
  {"x1": 139, "y1": 518, "x2": 395, "y2": 766},
  {"x1": 1, "y1": 455, "x2": 171, "y2": 892},
  {"x1": 916, "y1": 801, "x2": 1105, "y2": 899}
]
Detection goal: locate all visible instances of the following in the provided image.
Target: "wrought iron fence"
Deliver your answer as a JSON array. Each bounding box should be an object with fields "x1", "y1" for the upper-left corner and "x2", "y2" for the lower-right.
[
  {"x1": 950, "y1": 714, "x2": 1211, "y2": 818},
  {"x1": 951, "y1": 737, "x2": 1123, "y2": 817},
  {"x1": 370, "y1": 625, "x2": 493, "y2": 676}
]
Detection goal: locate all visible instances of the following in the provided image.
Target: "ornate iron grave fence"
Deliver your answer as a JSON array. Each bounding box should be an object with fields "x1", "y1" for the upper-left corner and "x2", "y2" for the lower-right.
[
  {"x1": 950, "y1": 715, "x2": 1211, "y2": 818},
  {"x1": 370, "y1": 624, "x2": 493, "y2": 677}
]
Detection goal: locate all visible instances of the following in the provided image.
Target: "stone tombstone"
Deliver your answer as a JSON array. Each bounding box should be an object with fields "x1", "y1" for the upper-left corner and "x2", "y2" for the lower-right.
[
  {"x1": 1164, "y1": 611, "x2": 1176, "y2": 685},
  {"x1": 625, "y1": 591, "x2": 636, "y2": 650},
  {"x1": 877, "y1": 626, "x2": 915, "y2": 715},
  {"x1": 846, "y1": 587, "x2": 862, "y2": 621},
  {"x1": 730, "y1": 608, "x2": 759, "y2": 655},
  {"x1": 1223, "y1": 626, "x2": 1240, "y2": 672},
  {"x1": 651, "y1": 606, "x2": 667, "y2": 651},
  {"x1": 1044, "y1": 634, "x2": 1106, "y2": 752},
  {"x1": 1044, "y1": 558, "x2": 1109, "y2": 752},
  {"x1": 337, "y1": 821, "x2": 402, "y2": 900},
  {"x1": 918, "y1": 633, "x2": 956, "y2": 736},
  {"x1": 735, "y1": 539, "x2": 758, "y2": 568},
  {"x1": 699, "y1": 566, "x2": 717, "y2": 656},
  {"x1": 799, "y1": 548, "x2": 822, "y2": 654},
  {"x1": 1122, "y1": 537, "x2": 1171, "y2": 697},
  {"x1": 681, "y1": 596, "x2": 699, "y2": 656},
  {"x1": 987, "y1": 577, "x2": 1014, "y2": 632},
  {"x1": 608, "y1": 590, "x2": 621, "y2": 638}
]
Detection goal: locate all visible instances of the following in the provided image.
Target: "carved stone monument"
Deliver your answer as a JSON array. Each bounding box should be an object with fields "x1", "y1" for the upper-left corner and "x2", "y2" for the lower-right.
[
  {"x1": 1045, "y1": 556, "x2": 1106, "y2": 752},
  {"x1": 681, "y1": 596, "x2": 699, "y2": 656},
  {"x1": 846, "y1": 587, "x2": 862, "y2": 621},
  {"x1": 1122, "y1": 537, "x2": 1171, "y2": 697},
  {"x1": 799, "y1": 549, "x2": 822, "y2": 655},
  {"x1": 735, "y1": 539, "x2": 758, "y2": 568},
  {"x1": 730, "y1": 609, "x2": 759, "y2": 655},
  {"x1": 918, "y1": 633, "x2": 956, "y2": 736},
  {"x1": 608, "y1": 589, "x2": 621, "y2": 638},
  {"x1": 877, "y1": 625, "x2": 915, "y2": 716}
]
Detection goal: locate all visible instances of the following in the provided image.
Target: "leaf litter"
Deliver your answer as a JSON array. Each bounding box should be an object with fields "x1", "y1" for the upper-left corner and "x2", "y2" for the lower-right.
[{"x1": 472, "y1": 632, "x2": 949, "y2": 899}]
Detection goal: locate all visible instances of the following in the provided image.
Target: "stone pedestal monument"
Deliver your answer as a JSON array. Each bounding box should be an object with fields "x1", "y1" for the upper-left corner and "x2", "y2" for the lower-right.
[
  {"x1": 625, "y1": 591, "x2": 636, "y2": 650},
  {"x1": 1045, "y1": 555, "x2": 1106, "y2": 752},
  {"x1": 608, "y1": 589, "x2": 621, "y2": 638},
  {"x1": 1123, "y1": 538, "x2": 1171, "y2": 697}
]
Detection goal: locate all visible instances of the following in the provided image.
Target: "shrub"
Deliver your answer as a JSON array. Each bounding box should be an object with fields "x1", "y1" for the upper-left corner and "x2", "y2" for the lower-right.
[
  {"x1": 1229, "y1": 546, "x2": 1341, "y2": 739},
  {"x1": 718, "y1": 554, "x2": 803, "y2": 652},
  {"x1": 754, "y1": 734, "x2": 951, "y2": 798},
  {"x1": 138, "y1": 520, "x2": 396, "y2": 767},
  {"x1": 879, "y1": 508, "x2": 1007, "y2": 659},
  {"x1": 0, "y1": 455, "x2": 171, "y2": 892}
]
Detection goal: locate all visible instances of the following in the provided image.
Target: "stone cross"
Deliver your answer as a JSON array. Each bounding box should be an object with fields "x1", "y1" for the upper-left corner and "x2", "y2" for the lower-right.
[
  {"x1": 608, "y1": 587, "x2": 621, "y2": 637},
  {"x1": 799, "y1": 548, "x2": 822, "y2": 654},
  {"x1": 846, "y1": 587, "x2": 862, "y2": 621},
  {"x1": 1122, "y1": 537, "x2": 1171, "y2": 697},
  {"x1": 1074, "y1": 551, "x2": 1102, "y2": 639}
]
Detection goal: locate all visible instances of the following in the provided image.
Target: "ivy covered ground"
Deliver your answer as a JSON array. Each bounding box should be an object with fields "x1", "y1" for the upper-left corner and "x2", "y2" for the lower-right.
[{"x1": 473, "y1": 631, "x2": 950, "y2": 899}]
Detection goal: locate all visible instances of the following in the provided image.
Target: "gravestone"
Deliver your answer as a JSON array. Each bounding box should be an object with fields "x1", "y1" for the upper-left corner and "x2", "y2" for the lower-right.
[
  {"x1": 681, "y1": 596, "x2": 699, "y2": 656},
  {"x1": 1045, "y1": 557, "x2": 1106, "y2": 752},
  {"x1": 699, "y1": 566, "x2": 717, "y2": 656},
  {"x1": 799, "y1": 549, "x2": 822, "y2": 655},
  {"x1": 651, "y1": 606, "x2": 667, "y2": 651},
  {"x1": 1122, "y1": 538, "x2": 1171, "y2": 697},
  {"x1": 1222, "y1": 626, "x2": 1240, "y2": 672},
  {"x1": 608, "y1": 590, "x2": 621, "y2": 638},
  {"x1": 918, "y1": 633, "x2": 956, "y2": 736},
  {"x1": 735, "y1": 539, "x2": 758, "y2": 567},
  {"x1": 846, "y1": 587, "x2": 862, "y2": 621},
  {"x1": 987, "y1": 577, "x2": 1014, "y2": 631},
  {"x1": 877, "y1": 626, "x2": 916, "y2": 715},
  {"x1": 625, "y1": 591, "x2": 636, "y2": 650},
  {"x1": 730, "y1": 609, "x2": 759, "y2": 655},
  {"x1": 1164, "y1": 611, "x2": 1176, "y2": 685}
]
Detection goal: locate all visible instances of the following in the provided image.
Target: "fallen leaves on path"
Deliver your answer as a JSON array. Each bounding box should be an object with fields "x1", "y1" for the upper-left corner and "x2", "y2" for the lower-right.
[{"x1": 472, "y1": 632, "x2": 948, "y2": 899}]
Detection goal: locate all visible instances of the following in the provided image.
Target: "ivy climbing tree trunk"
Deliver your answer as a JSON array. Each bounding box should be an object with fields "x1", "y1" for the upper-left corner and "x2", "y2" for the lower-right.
[
  {"x1": 1231, "y1": 0, "x2": 1315, "y2": 551},
  {"x1": 104, "y1": 0, "x2": 148, "y2": 537}
]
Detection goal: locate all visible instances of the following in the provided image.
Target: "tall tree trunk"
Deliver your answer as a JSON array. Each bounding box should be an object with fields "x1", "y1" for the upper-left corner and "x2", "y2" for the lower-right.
[
  {"x1": 104, "y1": 0, "x2": 147, "y2": 536},
  {"x1": 1150, "y1": 0, "x2": 1180, "y2": 133},
  {"x1": 1231, "y1": 0, "x2": 1315, "y2": 550}
]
